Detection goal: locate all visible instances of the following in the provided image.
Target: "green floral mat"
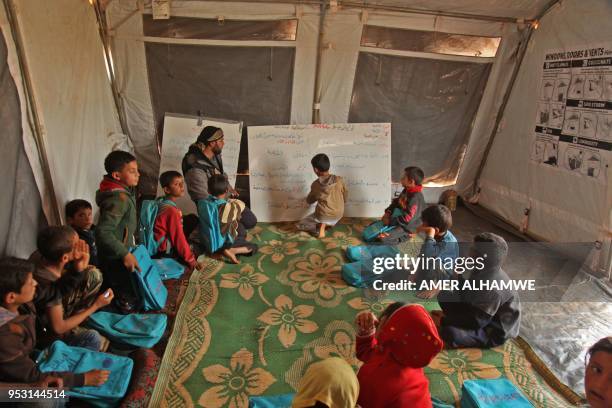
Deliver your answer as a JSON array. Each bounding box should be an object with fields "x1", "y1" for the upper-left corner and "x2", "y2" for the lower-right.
[{"x1": 150, "y1": 219, "x2": 575, "y2": 408}]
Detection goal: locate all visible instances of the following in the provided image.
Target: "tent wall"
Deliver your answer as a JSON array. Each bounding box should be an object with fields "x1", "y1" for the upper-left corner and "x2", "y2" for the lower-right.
[
  {"x1": 107, "y1": 1, "x2": 317, "y2": 192},
  {"x1": 12, "y1": 0, "x2": 123, "y2": 221},
  {"x1": 475, "y1": 0, "x2": 611, "y2": 245},
  {"x1": 0, "y1": 5, "x2": 43, "y2": 257},
  {"x1": 107, "y1": 1, "x2": 524, "y2": 195}
]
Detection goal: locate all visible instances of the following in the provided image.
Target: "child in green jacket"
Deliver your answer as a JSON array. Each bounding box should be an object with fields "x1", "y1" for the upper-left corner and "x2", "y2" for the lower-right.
[{"x1": 95, "y1": 150, "x2": 141, "y2": 313}]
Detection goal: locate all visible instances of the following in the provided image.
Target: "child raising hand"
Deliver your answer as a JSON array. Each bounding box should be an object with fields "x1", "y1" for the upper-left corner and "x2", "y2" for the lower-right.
[{"x1": 354, "y1": 302, "x2": 443, "y2": 408}]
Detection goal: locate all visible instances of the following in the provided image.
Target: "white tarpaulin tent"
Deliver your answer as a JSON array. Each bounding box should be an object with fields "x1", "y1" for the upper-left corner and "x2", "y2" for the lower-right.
[
  {"x1": 0, "y1": 0, "x2": 610, "y2": 261},
  {"x1": 1, "y1": 0, "x2": 611, "y2": 402}
]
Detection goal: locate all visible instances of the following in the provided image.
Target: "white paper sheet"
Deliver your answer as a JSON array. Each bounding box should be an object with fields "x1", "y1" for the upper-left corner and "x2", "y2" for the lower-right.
[
  {"x1": 248, "y1": 123, "x2": 391, "y2": 222},
  {"x1": 159, "y1": 113, "x2": 242, "y2": 214}
]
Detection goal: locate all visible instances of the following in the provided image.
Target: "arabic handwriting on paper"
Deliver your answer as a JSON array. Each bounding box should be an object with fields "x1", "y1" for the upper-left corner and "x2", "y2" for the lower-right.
[{"x1": 248, "y1": 123, "x2": 392, "y2": 221}]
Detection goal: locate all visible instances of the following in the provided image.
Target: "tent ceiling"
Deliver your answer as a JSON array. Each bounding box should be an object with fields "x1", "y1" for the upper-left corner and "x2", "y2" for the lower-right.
[
  {"x1": 161, "y1": 0, "x2": 555, "y2": 20},
  {"x1": 350, "y1": 0, "x2": 553, "y2": 20}
]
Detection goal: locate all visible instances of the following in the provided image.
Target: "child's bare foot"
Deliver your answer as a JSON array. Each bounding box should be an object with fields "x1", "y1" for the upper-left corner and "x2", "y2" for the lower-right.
[
  {"x1": 318, "y1": 223, "x2": 326, "y2": 238},
  {"x1": 223, "y1": 249, "x2": 240, "y2": 264},
  {"x1": 233, "y1": 246, "x2": 253, "y2": 256},
  {"x1": 417, "y1": 288, "x2": 440, "y2": 299}
]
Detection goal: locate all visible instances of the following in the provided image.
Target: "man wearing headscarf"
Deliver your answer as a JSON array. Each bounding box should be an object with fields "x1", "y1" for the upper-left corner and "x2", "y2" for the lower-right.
[
  {"x1": 432, "y1": 232, "x2": 521, "y2": 348},
  {"x1": 182, "y1": 126, "x2": 257, "y2": 228}
]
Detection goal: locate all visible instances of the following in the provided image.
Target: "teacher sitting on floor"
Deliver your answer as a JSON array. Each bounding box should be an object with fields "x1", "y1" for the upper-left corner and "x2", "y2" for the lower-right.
[{"x1": 182, "y1": 125, "x2": 258, "y2": 228}]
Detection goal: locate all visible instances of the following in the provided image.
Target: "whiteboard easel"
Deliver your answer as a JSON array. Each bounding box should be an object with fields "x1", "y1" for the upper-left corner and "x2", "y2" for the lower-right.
[{"x1": 159, "y1": 113, "x2": 242, "y2": 215}]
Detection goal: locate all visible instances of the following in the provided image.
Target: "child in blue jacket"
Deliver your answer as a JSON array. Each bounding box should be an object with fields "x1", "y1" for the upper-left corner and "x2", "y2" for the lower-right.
[{"x1": 198, "y1": 175, "x2": 257, "y2": 263}]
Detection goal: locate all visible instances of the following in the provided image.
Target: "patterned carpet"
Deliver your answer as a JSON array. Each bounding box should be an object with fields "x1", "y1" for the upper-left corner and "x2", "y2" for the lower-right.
[{"x1": 149, "y1": 219, "x2": 578, "y2": 408}]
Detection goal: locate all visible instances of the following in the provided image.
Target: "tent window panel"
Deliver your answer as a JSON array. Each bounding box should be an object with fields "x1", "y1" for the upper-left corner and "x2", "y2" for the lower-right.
[
  {"x1": 145, "y1": 43, "x2": 294, "y2": 174},
  {"x1": 143, "y1": 15, "x2": 297, "y2": 41},
  {"x1": 361, "y1": 25, "x2": 500, "y2": 58},
  {"x1": 348, "y1": 52, "x2": 491, "y2": 184}
]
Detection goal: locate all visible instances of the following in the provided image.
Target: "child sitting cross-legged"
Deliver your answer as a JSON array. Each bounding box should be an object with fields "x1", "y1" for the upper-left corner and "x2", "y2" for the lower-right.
[
  {"x1": 296, "y1": 153, "x2": 348, "y2": 238},
  {"x1": 430, "y1": 232, "x2": 521, "y2": 349},
  {"x1": 355, "y1": 302, "x2": 443, "y2": 408},
  {"x1": 198, "y1": 174, "x2": 257, "y2": 264},
  {"x1": 368, "y1": 166, "x2": 425, "y2": 244},
  {"x1": 0, "y1": 257, "x2": 109, "y2": 388},
  {"x1": 30, "y1": 226, "x2": 112, "y2": 351},
  {"x1": 151, "y1": 171, "x2": 202, "y2": 270},
  {"x1": 413, "y1": 204, "x2": 459, "y2": 299}
]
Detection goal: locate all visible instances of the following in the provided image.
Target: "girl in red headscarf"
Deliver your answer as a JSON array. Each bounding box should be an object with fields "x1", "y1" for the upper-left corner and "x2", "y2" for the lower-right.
[{"x1": 355, "y1": 302, "x2": 443, "y2": 408}]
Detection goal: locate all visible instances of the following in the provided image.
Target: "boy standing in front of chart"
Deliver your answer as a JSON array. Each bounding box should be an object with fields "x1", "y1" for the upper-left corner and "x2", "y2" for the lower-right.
[{"x1": 297, "y1": 153, "x2": 348, "y2": 238}]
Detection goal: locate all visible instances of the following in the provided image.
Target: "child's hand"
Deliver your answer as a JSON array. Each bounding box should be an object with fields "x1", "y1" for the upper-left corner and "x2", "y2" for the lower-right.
[
  {"x1": 381, "y1": 213, "x2": 390, "y2": 225},
  {"x1": 417, "y1": 225, "x2": 436, "y2": 238},
  {"x1": 123, "y1": 253, "x2": 141, "y2": 273},
  {"x1": 94, "y1": 289, "x2": 114, "y2": 309},
  {"x1": 84, "y1": 369, "x2": 110, "y2": 386},
  {"x1": 36, "y1": 375, "x2": 64, "y2": 388},
  {"x1": 72, "y1": 239, "x2": 90, "y2": 272},
  {"x1": 355, "y1": 311, "x2": 378, "y2": 335},
  {"x1": 377, "y1": 232, "x2": 390, "y2": 240}
]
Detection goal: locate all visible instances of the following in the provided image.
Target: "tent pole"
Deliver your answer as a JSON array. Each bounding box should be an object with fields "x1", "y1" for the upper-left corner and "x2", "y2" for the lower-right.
[
  {"x1": 471, "y1": 0, "x2": 561, "y2": 197},
  {"x1": 92, "y1": 0, "x2": 134, "y2": 148},
  {"x1": 2, "y1": 0, "x2": 62, "y2": 225},
  {"x1": 312, "y1": 0, "x2": 326, "y2": 124}
]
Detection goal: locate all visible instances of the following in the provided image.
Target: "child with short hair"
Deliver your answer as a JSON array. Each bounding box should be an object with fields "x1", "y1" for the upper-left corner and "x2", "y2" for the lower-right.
[
  {"x1": 297, "y1": 153, "x2": 348, "y2": 238},
  {"x1": 354, "y1": 302, "x2": 443, "y2": 407},
  {"x1": 0, "y1": 257, "x2": 109, "y2": 387},
  {"x1": 430, "y1": 232, "x2": 521, "y2": 348},
  {"x1": 198, "y1": 174, "x2": 257, "y2": 264},
  {"x1": 584, "y1": 337, "x2": 612, "y2": 408},
  {"x1": 378, "y1": 166, "x2": 426, "y2": 244},
  {"x1": 95, "y1": 150, "x2": 141, "y2": 313},
  {"x1": 153, "y1": 171, "x2": 199, "y2": 269},
  {"x1": 66, "y1": 199, "x2": 99, "y2": 266},
  {"x1": 414, "y1": 204, "x2": 459, "y2": 299},
  {"x1": 30, "y1": 226, "x2": 111, "y2": 351}
]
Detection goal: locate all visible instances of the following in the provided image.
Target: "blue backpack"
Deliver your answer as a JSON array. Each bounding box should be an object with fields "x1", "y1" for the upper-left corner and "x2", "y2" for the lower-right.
[
  {"x1": 139, "y1": 198, "x2": 176, "y2": 256},
  {"x1": 346, "y1": 245, "x2": 399, "y2": 262},
  {"x1": 362, "y1": 208, "x2": 404, "y2": 242},
  {"x1": 130, "y1": 245, "x2": 168, "y2": 311},
  {"x1": 249, "y1": 394, "x2": 294, "y2": 408},
  {"x1": 461, "y1": 379, "x2": 534, "y2": 408},
  {"x1": 154, "y1": 258, "x2": 185, "y2": 280},
  {"x1": 342, "y1": 259, "x2": 379, "y2": 288},
  {"x1": 87, "y1": 311, "x2": 167, "y2": 348},
  {"x1": 197, "y1": 196, "x2": 232, "y2": 253},
  {"x1": 36, "y1": 341, "x2": 133, "y2": 408}
]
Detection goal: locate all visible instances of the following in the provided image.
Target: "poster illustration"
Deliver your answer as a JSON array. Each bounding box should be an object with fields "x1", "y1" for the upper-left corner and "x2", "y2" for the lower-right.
[{"x1": 532, "y1": 44, "x2": 611, "y2": 182}]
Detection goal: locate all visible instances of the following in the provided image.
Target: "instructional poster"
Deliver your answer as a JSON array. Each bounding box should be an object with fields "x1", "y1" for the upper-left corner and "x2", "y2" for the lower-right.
[
  {"x1": 248, "y1": 123, "x2": 391, "y2": 222},
  {"x1": 532, "y1": 44, "x2": 612, "y2": 182}
]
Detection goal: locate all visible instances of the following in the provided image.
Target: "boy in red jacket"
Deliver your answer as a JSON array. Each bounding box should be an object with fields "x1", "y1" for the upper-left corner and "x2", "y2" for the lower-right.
[
  {"x1": 355, "y1": 302, "x2": 443, "y2": 408},
  {"x1": 154, "y1": 171, "x2": 200, "y2": 270}
]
